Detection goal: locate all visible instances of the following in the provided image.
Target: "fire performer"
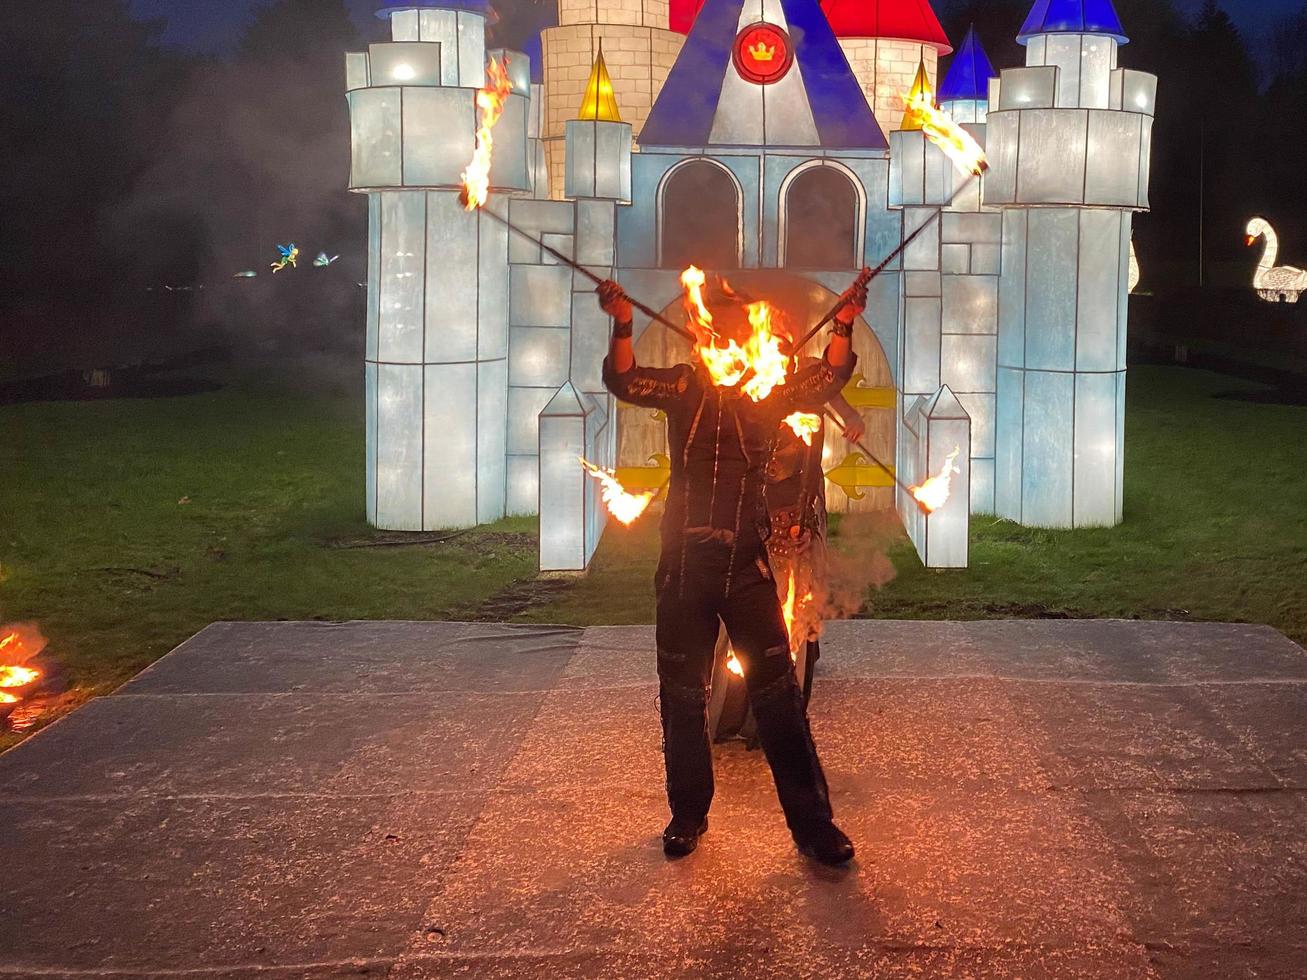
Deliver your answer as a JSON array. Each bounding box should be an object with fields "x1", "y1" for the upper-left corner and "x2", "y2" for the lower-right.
[{"x1": 597, "y1": 276, "x2": 866, "y2": 865}]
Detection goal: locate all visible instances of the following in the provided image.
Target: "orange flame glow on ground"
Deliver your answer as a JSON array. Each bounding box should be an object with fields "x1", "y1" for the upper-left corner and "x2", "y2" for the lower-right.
[
  {"x1": 783, "y1": 412, "x2": 822, "y2": 446},
  {"x1": 0, "y1": 623, "x2": 46, "y2": 706},
  {"x1": 903, "y1": 95, "x2": 988, "y2": 177},
  {"x1": 910, "y1": 446, "x2": 961, "y2": 513},
  {"x1": 579, "y1": 457, "x2": 655, "y2": 525},
  {"x1": 679, "y1": 267, "x2": 792, "y2": 402},
  {"x1": 460, "y1": 57, "x2": 513, "y2": 211}
]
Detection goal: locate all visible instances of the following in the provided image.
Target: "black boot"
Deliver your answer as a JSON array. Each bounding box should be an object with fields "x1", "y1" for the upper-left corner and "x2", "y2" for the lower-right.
[
  {"x1": 663, "y1": 815, "x2": 708, "y2": 857},
  {"x1": 794, "y1": 819, "x2": 855, "y2": 865}
]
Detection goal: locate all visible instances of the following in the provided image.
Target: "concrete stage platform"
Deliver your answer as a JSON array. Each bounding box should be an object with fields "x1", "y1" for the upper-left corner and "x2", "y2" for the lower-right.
[{"x1": 2, "y1": 620, "x2": 1306, "y2": 979}]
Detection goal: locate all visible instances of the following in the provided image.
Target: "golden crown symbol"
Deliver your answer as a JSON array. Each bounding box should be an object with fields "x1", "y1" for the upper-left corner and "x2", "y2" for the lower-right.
[{"x1": 748, "y1": 41, "x2": 776, "y2": 61}]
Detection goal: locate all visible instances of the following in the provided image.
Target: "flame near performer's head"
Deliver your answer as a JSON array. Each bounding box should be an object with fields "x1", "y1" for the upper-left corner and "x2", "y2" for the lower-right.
[{"x1": 679, "y1": 266, "x2": 793, "y2": 402}]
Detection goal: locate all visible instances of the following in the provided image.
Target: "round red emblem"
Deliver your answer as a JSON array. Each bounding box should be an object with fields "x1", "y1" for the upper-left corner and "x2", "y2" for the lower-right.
[{"x1": 732, "y1": 23, "x2": 793, "y2": 86}]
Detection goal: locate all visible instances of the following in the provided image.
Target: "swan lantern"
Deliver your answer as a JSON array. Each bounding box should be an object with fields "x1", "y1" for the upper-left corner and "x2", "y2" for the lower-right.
[{"x1": 1246, "y1": 217, "x2": 1307, "y2": 304}]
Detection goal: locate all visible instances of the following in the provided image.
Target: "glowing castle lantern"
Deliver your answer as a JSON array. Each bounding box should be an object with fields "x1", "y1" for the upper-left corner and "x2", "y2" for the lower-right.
[
  {"x1": 538, "y1": 383, "x2": 611, "y2": 571},
  {"x1": 900, "y1": 386, "x2": 970, "y2": 568},
  {"x1": 819, "y1": 0, "x2": 952, "y2": 130},
  {"x1": 347, "y1": 1, "x2": 531, "y2": 530},
  {"x1": 984, "y1": 0, "x2": 1156, "y2": 527},
  {"x1": 565, "y1": 51, "x2": 632, "y2": 202}
]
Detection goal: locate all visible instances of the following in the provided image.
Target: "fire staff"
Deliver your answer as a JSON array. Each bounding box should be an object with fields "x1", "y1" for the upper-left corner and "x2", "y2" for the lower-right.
[{"x1": 597, "y1": 277, "x2": 866, "y2": 865}]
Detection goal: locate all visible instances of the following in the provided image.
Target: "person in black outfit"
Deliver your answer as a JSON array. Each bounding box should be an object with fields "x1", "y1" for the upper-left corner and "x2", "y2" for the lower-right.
[{"x1": 597, "y1": 277, "x2": 865, "y2": 865}]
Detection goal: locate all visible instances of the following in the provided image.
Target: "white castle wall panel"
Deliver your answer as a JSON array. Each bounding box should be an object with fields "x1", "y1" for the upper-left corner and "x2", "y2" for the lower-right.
[
  {"x1": 421, "y1": 363, "x2": 478, "y2": 528},
  {"x1": 957, "y1": 392, "x2": 995, "y2": 457},
  {"x1": 994, "y1": 366, "x2": 1023, "y2": 519},
  {"x1": 509, "y1": 327, "x2": 571, "y2": 388},
  {"x1": 941, "y1": 334, "x2": 996, "y2": 393},
  {"x1": 569, "y1": 296, "x2": 612, "y2": 395},
  {"x1": 1018, "y1": 110, "x2": 1088, "y2": 203},
  {"x1": 904, "y1": 271, "x2": 942, "y2": 297},
  {"x1": 903, "y1": 209, "x2": 940, "y2": 271},
  {"x1": 379, "y1": 192, "x2": 426, "y2": 363},
  {"x1": 370, "y1": 42, "x2": 442, "y2": 87},
  {"x1": 1072, "y1": 372, "x2": 1123, "y2": 526},
  {"x1": 1076, "y1": 209, "x2": 1125, "y2": 371},
  {"x1": 510, "y1": 265, "x2": 573, "y2": 327},
  {"x1": 507, "y1": 455, "x2": 538, "y2": 517},
  {"x1": 508, "y1": 387, "x2": 556, "y2": 455},
  {"x1": 349, "y1": 89, "x2": 403, "y2": 189},
  {"x1": 1024, "y1": 209, "x2": 1079, "y2": 370},
  {"x1": 476, "y1": 359, "x2": 509, "y2": 525},
  {"x1": 997, "y1": 66, "x2": 1058, "y2": 110},
  {"x1": 375, "y1": 363, "x2": 425, "y2": 530},
  {"x1": 575, "y1": 200, "x2": 617, "y2": 266},
  {"x1": 1020, "y1": 370, "x2": 1075, "y2": 527},
  {"x1": 942, "y1": 275, "x2": 997, "y2": 335},
  {"x1": 903, "y1": 297, "x2": 942, "y2": 394},
  {"x1": 942, "y1": 212, "x2": 1001, "y2": 244},
  {"x1": 997, "y1": 210, "x2": 1027, "y2": 366},
  {"x1": 971, "y1": 458, "x2": 995, "y2": 513},
  {"x1": 1085, "y1": 111, "x2": 1142, "y2": 206},
  {"x1": 366, "y1": 196, "x2": 381, "y2": 361},
  {"x1": 488, "y1": 95, "x2": 531, "y2": 191},
  {"x1": 971, "y1": 243, "x2": 1001, "y2": 275},
  {"x1": 423, "y1": 192, "x2": 478, "y2": 360},
  {"x1": 983, "y1": 110, "x2": 1018, "y2": 203},
  {"x1": 941, "y1": 244, "x2": 969, "y2": 275}
]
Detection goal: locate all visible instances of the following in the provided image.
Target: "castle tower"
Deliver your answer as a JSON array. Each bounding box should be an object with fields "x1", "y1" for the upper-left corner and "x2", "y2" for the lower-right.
[
  {"x1": 819, "y1": 0, "x2": 952, "y2": 132},
  {"x1": 539, "y1": 0, "x2": 685, "y2": 199},
  {"x1": 346, "y1": 1, "x2": 532, "y2": 529},
  {"x1": 984, "y1": 0, "x2": 1156, "y2": 527},
  {"x1": 938, "y1": 25, "x2": 997, "y2": 123}
]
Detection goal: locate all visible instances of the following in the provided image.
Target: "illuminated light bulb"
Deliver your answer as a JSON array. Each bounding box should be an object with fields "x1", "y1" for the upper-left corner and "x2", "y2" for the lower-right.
[{"x1": 392, "y1": 63, "x2": 416, "y2": 81}]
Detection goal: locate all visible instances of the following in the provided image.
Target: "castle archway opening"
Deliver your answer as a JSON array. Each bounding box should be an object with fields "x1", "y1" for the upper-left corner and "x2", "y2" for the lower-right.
[
  {"x1": 783, "y1": 165, "x2": 861, "y2": 270},
  {"x1": 658, "y1": 160, "x2": 743, "y2": 270}
]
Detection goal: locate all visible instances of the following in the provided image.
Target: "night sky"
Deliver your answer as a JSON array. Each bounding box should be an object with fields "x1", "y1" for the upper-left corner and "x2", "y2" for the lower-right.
[{"x1": 130, "y1": 0, "x2": 1302, "y2": 53}]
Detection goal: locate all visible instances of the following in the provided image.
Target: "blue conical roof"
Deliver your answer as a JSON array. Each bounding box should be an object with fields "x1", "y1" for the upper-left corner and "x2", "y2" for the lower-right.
[
  {"x1": 1017, "y1": 0, "x2": 1129, "y2": 45},
  {"x1": 938, "y1": 26, "x2": 996, "y2": 103},
  {"x1": 640, "y1": 0, "x2": 886, "y2": 149}
]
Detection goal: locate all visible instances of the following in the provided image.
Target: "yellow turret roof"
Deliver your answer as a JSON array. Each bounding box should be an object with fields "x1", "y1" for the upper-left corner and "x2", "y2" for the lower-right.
[
  {"x1": 577, "y1": 49, "x2": 622, "y2": 123},
  {"x1": 899, "y1": 56, "x2": 934, "y2": 132}
]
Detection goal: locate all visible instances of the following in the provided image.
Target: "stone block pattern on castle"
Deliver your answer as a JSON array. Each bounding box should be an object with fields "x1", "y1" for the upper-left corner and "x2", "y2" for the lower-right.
[
  {"x1": 541, "y1": 25, "x2": 683, "y2": 199},
  {"x1": 838, "y1": 38, "x2": 937, "y2": 136}
]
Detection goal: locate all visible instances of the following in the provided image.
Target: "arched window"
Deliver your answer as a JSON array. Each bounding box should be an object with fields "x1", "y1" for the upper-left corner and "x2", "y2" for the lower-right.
[
  {"x1": 783, "y1": 165, "x2": 860, "y2": 269},
  {"x1": 659, "y1": 160, "x2": 742, "y2": 270}
]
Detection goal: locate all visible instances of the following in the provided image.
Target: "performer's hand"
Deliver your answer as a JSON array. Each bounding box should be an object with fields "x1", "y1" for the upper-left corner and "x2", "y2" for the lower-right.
[
  {"x1": 835, "y1": 282, "x2": 868, "y2": 326},
  {"x1": 597, "y1": 280, "x2": 633, "y2": 323},
  {"x1": 841, "y1": 414, "x2": 866, "y2": 444}
]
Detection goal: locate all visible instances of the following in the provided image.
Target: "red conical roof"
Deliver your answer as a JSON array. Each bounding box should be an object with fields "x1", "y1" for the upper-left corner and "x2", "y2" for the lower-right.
[{"x1": 818, "y1": 0, "x2": 952, "y2": 53}]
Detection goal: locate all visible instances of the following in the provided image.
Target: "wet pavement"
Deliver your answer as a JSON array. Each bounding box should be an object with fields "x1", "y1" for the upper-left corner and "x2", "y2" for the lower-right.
[{"x1": 1, "y1": 619, "x2": 1304, "y2": 979}]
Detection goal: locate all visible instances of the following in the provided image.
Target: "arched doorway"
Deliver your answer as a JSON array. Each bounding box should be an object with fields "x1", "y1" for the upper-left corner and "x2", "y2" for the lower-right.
[
  {"x1": 781, "y1": 164, "x2": 861, "y2": 270},
  {"x1": 658, "y1": 159, "x2": 743, "y2": 270},
  {"x1": 616, "y1": 272, "x2": 896, "y2": 513}
]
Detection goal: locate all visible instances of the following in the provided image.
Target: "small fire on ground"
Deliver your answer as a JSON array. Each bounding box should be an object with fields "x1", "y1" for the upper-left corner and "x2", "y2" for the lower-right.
[
  {"x1": 460, "y1": 56, "x2": 513, "y2": 211},
  {"x1": 579, "y1": 457, "x2": 655, "y2": 525},
  {"x1": 910, "y1": 446, "x2": 961, "y2": 513},
  {"x1": 0, "y1": 623, "x2": 46, "y2": 711}
]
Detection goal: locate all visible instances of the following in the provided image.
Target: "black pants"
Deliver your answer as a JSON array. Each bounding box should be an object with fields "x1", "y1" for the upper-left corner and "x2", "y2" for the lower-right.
[{"x1": 655, "y1": 549, "x2": 834, "y2": 835}]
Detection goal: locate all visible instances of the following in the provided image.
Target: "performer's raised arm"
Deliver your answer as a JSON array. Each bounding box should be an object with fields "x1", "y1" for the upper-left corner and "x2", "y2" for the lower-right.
[
  {"x1": 597, "y1": 280, "x2": 692, "y2": 409},
  {"x1": 779, "y1": 282, "x2": 866, "y2": 412}
]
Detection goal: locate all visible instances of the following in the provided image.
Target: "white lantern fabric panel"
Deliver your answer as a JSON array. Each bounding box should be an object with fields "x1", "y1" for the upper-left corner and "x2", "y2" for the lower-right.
[
  {"x1": 912, "y1": 386, "x2": 971, "y2": 569},
  {"x1": 564, "y1": 120, "x2": 633, "y2": 203},
  {"x1": 538, "y1": 383, "x2": 591, "y2": 572}
]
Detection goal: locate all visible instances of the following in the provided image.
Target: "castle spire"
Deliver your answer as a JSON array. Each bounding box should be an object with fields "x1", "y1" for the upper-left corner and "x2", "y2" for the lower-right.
[
  {"x1": 1017, "y1": 0, "x2": 1129, "y2": 45},
  {"x1": 938, "y1": 26, "x2": 996, "y2": 105},
  {"x1": 577, "y1": 47, "x2": 623, "y2": 122},
  {"x1": 898, "y1": 56, "x2": 933, "y2": 132}
]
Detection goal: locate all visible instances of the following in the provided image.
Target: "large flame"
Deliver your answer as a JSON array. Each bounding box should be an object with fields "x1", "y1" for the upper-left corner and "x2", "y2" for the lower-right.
[
  {"x1": 460, "y1": 56, "x2": 513, "y2": 211},
  {"x1": 903, "y1": 94, "x2": 988, "y2": 177},
  {"x1": 781, "y1": 570, "x2": 814, "y2": 658},
  {"x1": 783, "y1": 412, "x2": 821, "y2": 446},
  {"x1": 679, "y1": 266, "x2": 792, "y2": 402},
  {"x1": 910, "y1": 446, "x2": 961, "y2": 513},
  {"x1": 579, "y1": 457, "x2": 655, "y2": 525}
]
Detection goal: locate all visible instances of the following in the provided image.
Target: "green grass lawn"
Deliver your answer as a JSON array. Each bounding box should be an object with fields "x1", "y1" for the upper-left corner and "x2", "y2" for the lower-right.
[{"x1": 2, "y1": 365, "x2": 1305, "y2": 746}]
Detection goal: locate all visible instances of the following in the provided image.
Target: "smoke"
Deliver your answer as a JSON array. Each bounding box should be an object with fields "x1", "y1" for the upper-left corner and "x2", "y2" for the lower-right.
[
  {"x1": 821, "y1": 511, "x2": 900, "y2": 622},
  {"x1": 109, "y1": 14, "x2": 370, "y2": 378}
]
